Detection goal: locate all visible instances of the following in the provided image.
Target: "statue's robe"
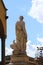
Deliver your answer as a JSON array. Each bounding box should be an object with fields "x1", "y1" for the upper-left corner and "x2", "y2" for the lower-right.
[{"x1": 16, "y1": 21, "x2": 27, "y2": 52}]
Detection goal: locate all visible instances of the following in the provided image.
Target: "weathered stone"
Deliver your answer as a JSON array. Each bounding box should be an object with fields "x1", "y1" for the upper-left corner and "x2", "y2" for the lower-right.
[
  {"x1": 0, "y1": 1, "x2": 8, "y2": 65},
  {"x1": 10, "y1": 16, "x2": 27, "y2": 55},
  {"x1": 8, "y1": 16, "x2": 37, "y2": 65},
  {"x1": 15, "y1": 16, "x2": 27, "y2": 53}
]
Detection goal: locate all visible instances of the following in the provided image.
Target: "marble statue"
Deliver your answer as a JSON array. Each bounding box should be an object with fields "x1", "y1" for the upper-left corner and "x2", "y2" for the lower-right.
[
  {"x1": 9, "y1": 16, "x2": 37, "y2": 65},
  {"x1": 10, "y1": 16, "x2": 27, "y2": 54}
]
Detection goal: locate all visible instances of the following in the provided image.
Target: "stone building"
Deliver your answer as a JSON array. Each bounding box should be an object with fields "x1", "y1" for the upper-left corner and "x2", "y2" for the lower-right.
[{"x1": 0, "y1": 0, "x2": 8, "y2": 65}]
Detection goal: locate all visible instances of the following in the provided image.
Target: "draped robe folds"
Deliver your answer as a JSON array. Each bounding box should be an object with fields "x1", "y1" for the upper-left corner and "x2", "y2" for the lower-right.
[{"x1": 16, "y1": 21, "x2": 27, "y2": 52}]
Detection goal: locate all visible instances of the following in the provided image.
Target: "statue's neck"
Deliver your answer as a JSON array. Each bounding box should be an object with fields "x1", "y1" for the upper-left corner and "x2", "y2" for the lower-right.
[{"x1": 20, "y1": 20, "x2": 23, "y2": 22}]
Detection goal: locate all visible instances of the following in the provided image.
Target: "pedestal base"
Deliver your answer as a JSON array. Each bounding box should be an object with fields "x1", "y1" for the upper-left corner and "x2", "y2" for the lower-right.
[
  {"x1": 8, "y1": 54, "x2": 37, "y2": 65},
  {"x1": 10, "y1": 54, "x2": 29, "y2": 63}
]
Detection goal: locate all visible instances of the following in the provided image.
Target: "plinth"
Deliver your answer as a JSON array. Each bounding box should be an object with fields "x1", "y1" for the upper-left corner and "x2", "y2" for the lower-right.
[
  {"x1": 9, "y1": 52, "x2": 29, "y2": 65},
  {"x1": 8, "y1": 52, "x2": 37, "y2": 65}
]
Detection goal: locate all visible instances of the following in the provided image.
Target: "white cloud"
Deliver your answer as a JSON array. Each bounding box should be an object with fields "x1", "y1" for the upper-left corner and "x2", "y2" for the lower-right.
[
  {"x1": 0, "y1": 47, "x2": 13, "y2": 61},
  {"x1": 26, "y1": 38, "x2": 43, "y2": 58},
  {"x1": 5, "y1": 47, "x2": 13, "y2": 56},
  {"x1": 26, "y1": 40, "x2": 37, "y2": 58},
  {"x1": 37, "y1": 37, "x2": 43, "y2": 42},
  {"x1": 37, "y1": 37, "x2": 43, "y2": 46},
  {"x1": 28, "y1": 0, "x2": 43, "y2": 23}
]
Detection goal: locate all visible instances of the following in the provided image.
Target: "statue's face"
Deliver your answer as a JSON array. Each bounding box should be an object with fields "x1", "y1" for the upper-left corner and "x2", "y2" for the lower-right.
[{"x1": 19, "y1": 16, "x2": 24, "y2": 21}]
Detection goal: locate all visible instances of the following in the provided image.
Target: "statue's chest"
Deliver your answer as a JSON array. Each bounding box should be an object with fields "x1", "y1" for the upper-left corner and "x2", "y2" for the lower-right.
[{"x1": 17, "y1": 22, "x2": 23, "y2": 30}]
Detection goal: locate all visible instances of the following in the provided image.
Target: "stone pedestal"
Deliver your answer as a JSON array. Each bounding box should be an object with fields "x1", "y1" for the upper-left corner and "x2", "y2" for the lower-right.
[
  {"x1": 8, "y1": 54, "x2": 37, "y2": 65},
  {"x1": 10, "y1": 54, "x2": 28, "y2": 63},
  {"x1": 9, "y1": 53, "x2": 29, "y2": 65}
]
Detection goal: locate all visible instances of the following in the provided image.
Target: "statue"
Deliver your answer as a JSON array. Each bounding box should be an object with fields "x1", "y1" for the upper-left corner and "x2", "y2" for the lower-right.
[
  {"x1": 10, "y1": 16, "x2": 27, "y2": 54},
  {"x1": 16, "y1": 16, "x2": 27, "y2": 52},
  {"x1": 9, "y1": 16, "x2": 37, "y2": 65}
]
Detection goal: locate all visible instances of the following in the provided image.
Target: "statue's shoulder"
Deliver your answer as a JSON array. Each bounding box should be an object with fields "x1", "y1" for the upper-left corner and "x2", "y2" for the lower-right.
[
  {"x1": 23, "y1": 21, "x2": 25, "y2": 24},
  {"x1": 16, "y1": 21, "x2": 25, "y2": 26},
  {"x1": 16, "y1": 21, "x2": 19, "y2": 26},
  {"x1": 22, "y1": 21, "x2": 25, "y2": 25},
  {"x1": 16, "y1": 21, "x2": 19, "y2": 24}
]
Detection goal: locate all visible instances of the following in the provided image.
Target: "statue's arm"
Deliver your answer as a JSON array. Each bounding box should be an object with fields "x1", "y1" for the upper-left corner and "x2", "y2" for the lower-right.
[
  {"x1": 23, "y1": 22, "x2": 27, "y2": 41},
  {"x1": 23, "y1": 22, "x2": 27, "y2": 34}
]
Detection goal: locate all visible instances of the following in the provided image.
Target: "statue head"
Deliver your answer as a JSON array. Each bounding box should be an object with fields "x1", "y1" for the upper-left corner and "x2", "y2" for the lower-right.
[{"x1": 19, "y1": 16, "x2": 24, "y2": 21}]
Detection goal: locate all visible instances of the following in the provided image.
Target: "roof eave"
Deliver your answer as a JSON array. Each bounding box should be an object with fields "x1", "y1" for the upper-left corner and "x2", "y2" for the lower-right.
[{"x1": 1, "y1": 0, "x2": 8, "y2": 11}]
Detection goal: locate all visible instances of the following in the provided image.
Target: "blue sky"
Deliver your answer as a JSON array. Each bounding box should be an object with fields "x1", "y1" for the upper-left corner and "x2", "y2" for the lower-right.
[{"x1": 0, "y1": 0, "x2": 43, "y2": 61}]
